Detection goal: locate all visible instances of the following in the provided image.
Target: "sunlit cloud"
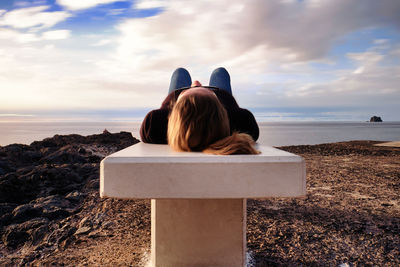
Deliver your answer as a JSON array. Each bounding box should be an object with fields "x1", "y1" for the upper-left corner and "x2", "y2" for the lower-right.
[
  {"x1": 135, "y1": 0, "x2": 166, "y2": 9},
  {"x1": 0, "y1": 5, "x2": 70, "y2": 29},
  {"x1": 91, "y1": 39, "x2": 112, "y2": 46},
  {"x1": 116, "y1": 0, "x2": 400, "y2": 70},
  {"x1": 56, "y1": 0, "x2": 123, "y2": 11},
  {"x1": 42, "y1": 29, "x2": 70, "y2": 40},
  {"x1": 0, "y1": 27, "x2": 70, "y2": 43}
]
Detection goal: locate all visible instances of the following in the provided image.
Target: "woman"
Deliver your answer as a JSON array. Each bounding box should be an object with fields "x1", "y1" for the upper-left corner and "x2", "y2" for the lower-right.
[{"x1": 140, "y1": 67, "x2": 259, "y2": 155}]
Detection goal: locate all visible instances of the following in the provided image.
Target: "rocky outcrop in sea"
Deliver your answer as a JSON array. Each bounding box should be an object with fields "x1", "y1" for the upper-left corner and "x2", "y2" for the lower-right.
[{"x1": 370, "y1": 116, "x2": 383, "y2": 122}]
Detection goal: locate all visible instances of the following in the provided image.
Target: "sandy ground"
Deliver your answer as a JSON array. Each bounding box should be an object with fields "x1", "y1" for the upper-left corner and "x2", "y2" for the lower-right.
[
  {"x1": 374, "y1": 141, "x2": 400, "y2": 147},
  {"x1": 1, "y1": 140, "x2": 399, "y2": 266}
]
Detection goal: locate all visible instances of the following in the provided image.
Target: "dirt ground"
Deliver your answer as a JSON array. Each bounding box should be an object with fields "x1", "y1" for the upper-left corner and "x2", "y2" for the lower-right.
[{"x1": 2, "y1": 140, "x2": 399, "y2": 266}]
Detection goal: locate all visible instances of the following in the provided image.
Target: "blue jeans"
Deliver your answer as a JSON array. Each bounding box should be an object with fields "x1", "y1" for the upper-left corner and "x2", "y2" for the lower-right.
[{"x1": 168, "y1": 67, "x2": 232, "y2": 95}]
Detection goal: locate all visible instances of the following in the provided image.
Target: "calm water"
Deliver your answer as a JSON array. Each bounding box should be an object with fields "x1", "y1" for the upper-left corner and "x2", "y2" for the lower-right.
[{"x1": 0, "y1": 121, "x2": 399, "y2": 147}]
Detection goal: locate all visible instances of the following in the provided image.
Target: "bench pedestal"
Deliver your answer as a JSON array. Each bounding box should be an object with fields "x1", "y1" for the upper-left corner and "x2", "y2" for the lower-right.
[{"x1": 151, "y1": 199, "x2": 246, "y2": 267}]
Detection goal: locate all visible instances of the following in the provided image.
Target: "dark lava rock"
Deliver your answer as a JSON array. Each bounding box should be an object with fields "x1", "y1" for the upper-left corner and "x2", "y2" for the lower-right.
[
  {"x1": 30, "y1": 131, "x2": 137, "y2": 150},
  {"x1": 370, "y1": 116, "x2": 383, "y2": 122},
  {"x1": 39, "y1": 146, "x2": 87, "y2": 164},
  {"x1": 46, "y1": 224, "x2": 77, "y2": 246},
  {"x1": 0, "y1": 131, "x2": 139, "y2": 251},
  {"x1": 0, "y1": 203, "x2": 17, "y2": 226},
  {"x1": 3, "y1": 218, "x2": 49, "y2": 248},
  {"x1": 0, "y1": 164, "x2": 83, "y2": 204},
  {"x1": 65, "y1": 191, "x2": 86, "y2": 202},
  {"x1": 0, "y1": 144, "x2": 41, "y2": 170},
  {"x1": 31, "y1": 195, "x2": 73, "y2": 220},
  {"x1": 12, "y1": 204, "x2": 43, "y2": 223},
  {"x1": 0, "y1": 203, "x2": 18, "y2": 215},
  {"x1": 0, "y1": 160, "x2": 13, "y2": 175}
]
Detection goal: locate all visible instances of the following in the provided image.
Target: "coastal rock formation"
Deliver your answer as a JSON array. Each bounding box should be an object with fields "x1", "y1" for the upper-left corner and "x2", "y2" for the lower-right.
[
  {"x1": 370, "y1": 116, "x2": 383, "y2": 122},
  {"x1": 0, "y1": 131, "x2": 139, "y2": 262}
]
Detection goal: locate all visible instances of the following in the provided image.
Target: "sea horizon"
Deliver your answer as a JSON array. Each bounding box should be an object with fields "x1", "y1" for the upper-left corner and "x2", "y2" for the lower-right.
[{"x1": 1, "y1": 120, "x2": 399, "y2": 147}]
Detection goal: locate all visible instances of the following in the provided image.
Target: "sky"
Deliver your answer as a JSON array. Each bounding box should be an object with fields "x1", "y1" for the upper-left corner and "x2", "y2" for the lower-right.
[{"x1": 0, "y1": 0, "x2": 399, "y2": 122}]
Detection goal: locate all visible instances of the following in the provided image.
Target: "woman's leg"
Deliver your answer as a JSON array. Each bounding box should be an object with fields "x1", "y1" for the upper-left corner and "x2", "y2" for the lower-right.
[
  {"x1": 169, "y1": 68, "x2": 192, "y2": 94},
  {"x1": 209, "y1": 67, "x2": 232, "y2": 95}
]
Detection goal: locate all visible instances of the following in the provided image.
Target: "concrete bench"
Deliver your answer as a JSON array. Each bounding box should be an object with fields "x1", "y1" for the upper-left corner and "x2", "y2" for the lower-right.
[{"x1": 100, "y1": 143, "x2": 306, "y2": 267}]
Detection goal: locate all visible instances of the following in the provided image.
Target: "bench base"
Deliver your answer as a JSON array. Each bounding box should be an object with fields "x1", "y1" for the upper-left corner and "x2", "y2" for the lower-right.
[{"x1": 151, "y1": 199, "x2": 246, "y2": 267}]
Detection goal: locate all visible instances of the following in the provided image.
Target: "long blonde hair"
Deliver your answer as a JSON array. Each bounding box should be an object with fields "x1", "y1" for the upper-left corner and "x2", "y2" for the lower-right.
[{"x1": 167, "y1": 91, "x2": 259, "y2": 155}]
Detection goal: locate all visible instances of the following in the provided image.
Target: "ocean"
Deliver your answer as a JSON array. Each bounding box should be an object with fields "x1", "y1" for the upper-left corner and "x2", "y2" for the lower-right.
[{"x1": 1, "y1": 121, "x2": 399, "y2": 147}]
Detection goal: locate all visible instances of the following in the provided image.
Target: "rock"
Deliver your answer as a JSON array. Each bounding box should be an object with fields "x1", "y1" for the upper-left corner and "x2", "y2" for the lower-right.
[
  {"x1": 0, "y1": 203, "x2": 17, "y2": 215},
  {"x1": 85, "y1": 179, "x2": 99, "y2": 190},
  {"x1": 39, "y1": 147, "x2": 86, "y2": 164},
  {"x1": 0, "y1": 173, "x2": 38, "y2": 204},
  {"x1": 2, "y1": 228, "x2": 30, "y2": 248},
  {"x1": 12, "y1": 204, "x2": 43, "y2": 223},
  {"x1": 2, "y1": 218, "x2": 49, "y2": 248},
  {"x1": 0, "y1": 144, "x2": 41, "y2": 168},
  {"x1": 65, "y1": 191, "x2": 85, "y2": 201},
  {"x1": 0, "y1": 164, "x2": 84, "y2": 204},
  {"x1": 370, "y1": 116, "x2": 383, "y2": 122},
  {"x1": 0, "y1": 212, "x2": 13, "y2": 227},
  {"x1": 0, "y1": 131, "x2": 139, "y2": 259},
  {"x1": 47, "y1": 225, "x2": 76, "y2": 246},
  {"x1": 88, "y1": 230, "x2": 102, "y2": 238},
  {"x1": 78, "y1": 217, "x2": 92, "y2": 228},
  {"x1": 101, "y1": 221, "x2": 114, "y2": 229},
  {"x1": 32, "y1": 195, "x2": 72, "y2": 210},
  {"x1": 0, "y1": 160, "x2": 13, "y2": 175},
  {"x1": 18, "y1": 252, "x2": 40, "y2": 266},
  {"x1": 94, "y1": 213, "x2": 107, "y2": 226},
  {"x1": 30, "y1": 131, "x2": 139, "y2": 150},
  {"x1": 74, "y1": 226, "x2": 91, "y2": 235},
  {"x1": 31, "y1": 195, "x2": 72, "y2": 220},
  {"x1": 31, "y1": 224, "x2": 49, "y2": 245}
]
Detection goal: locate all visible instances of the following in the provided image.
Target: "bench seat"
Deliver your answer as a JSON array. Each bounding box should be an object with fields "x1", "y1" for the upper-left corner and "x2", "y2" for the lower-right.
[{"x1": 100, "y1": 143, "x2": 306, "y2": 199}]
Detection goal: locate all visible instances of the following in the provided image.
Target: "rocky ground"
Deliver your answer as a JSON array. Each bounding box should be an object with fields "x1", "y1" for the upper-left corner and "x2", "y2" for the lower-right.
[{"x1": 0, "y1": 134, "x2": 399, "y2": 266}]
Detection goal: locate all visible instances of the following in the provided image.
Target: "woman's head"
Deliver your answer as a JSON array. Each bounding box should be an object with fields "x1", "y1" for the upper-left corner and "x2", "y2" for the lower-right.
[
  {"x1": 168, "y1": 87, "x2": 230, "y2": 152},
  {"x1": 168, "y1": 87, "x2": 260, "y2": 155}
]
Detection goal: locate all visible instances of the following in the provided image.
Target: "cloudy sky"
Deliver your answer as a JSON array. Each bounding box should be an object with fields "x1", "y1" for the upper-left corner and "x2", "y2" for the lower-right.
[{"x1": 0, "y1": 0, "x2": 399, "y2": 121}]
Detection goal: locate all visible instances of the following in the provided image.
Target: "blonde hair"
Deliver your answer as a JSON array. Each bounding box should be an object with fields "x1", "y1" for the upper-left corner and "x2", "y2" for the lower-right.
[{"x1": 167, "y1": 91, "x2": 259, "y2": 155}]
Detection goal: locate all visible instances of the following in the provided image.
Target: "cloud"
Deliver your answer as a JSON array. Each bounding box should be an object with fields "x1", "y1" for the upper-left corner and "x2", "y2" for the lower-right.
[
  {"x1": 42, "y1": 29, "x2": 70, "y2": 40},
  {"x1": 14, "y1": 1, "x2": 47, "y2": 7},
  {"x1": 114, "y1": 0, "x2": 400, "y2": 69},
  {"x1": 271, "y1": 47, "x2": 400, "y2": 109},
  {"x1": 135, "y1": 0, "x2": 165, "y2": 9},
  {"x1": 56, "y1": 0, "x2": 123, "y2": 11},
  {"x1": 96, "y1": 0, "x2": 400, "y2": 112},
  {"x1": 0, "y1": 5, "x2": 70, "y2": 29},
  {"x1": 0, "y1": 28, "x2": 70, "y2": 43},
  {"x1": 0, "y1": 29, "x2": 166, "y2": 111},
  {"x1": 91, "y1": 39, "x2": 112, "y2": 46},
  {"x1": 0, "y1": 28, "x2": 40, "y2": 43}
]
